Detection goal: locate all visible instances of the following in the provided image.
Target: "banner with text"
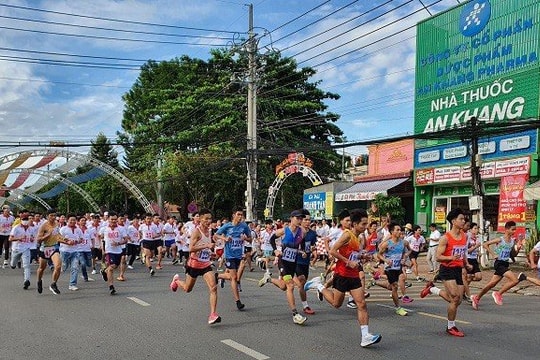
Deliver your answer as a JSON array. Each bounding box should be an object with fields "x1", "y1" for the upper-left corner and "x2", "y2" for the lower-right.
[{"x1": 497, "y1": 174, "x2": 528, "y2": 234}]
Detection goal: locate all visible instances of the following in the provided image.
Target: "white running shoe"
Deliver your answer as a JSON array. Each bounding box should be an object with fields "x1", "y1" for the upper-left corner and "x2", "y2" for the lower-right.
[
  {"x1": 304, "y1": 276, "x2": 322, "y2": 292},
  {"x1": 293, "y1": 313, "x2": 307, "y2": 325},
  {"x1": 361, "y1": 333, "x2": 382, "y2": 347},
  {"x1": 68, "y1": 285, "x2": 79, "y2": 291},
  {"x1": 258, "y1": 272, "x2": 272, "y2": 287}
]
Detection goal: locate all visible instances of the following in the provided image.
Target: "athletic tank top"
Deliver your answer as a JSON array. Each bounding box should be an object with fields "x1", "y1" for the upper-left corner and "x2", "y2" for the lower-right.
[
  {"x1": 441, "y1": 231, "x2": 467, "y2": 268},
  {"x1": 188, "y1": 226, "x2": 213, "y2": 269},
  {"x1": 334, "y1": 229, "x2": 361, "y2": 278}
]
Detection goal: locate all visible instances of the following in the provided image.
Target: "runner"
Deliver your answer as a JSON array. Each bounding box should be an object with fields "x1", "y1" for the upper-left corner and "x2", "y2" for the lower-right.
[
  {"x1": 77, "y1": 216, "x2": 95, "y2": 283},
  {"x1": 215, "y1": 207, "x2": 251, "y2": 310},
  {"x1": 471, "y1": 221, "x2": 522, "y2": 309},
  {"x1": 36, "y1": 209, "x2": 63, "y2": 295},
  {"x1": 169, "y1": 208, "x2": 221, "y2": 325},
  {"x1": 0, "y1": 205, "x2": 14, "y2": 268},
  {"x1": 59, "y1": 215, "x2": 83, "y2": 291},
  {"x1": 139, "y1": 213, "x2": 161, "y2": 276},
  {"x1": 463, "y1": 222, "x2": 482, "y2": 302},
  {"x1": 100, "y1": 211, "x2": 129, "y2": 295},
  {"x1": 420, "y1": 208, "x2": 472, "y2": 337},
  {"x1": 304, "y1": 209, "x2": 382, "y2": 347},
  {"x1": 126, "y1": 216, "x2": 141, "y2": 269},
  {"x1": 9, "y1": 215, "x2": 37, "y2": 289},
  {"x1": 372, "y1": 223, "x2": 412, "y2": 316},
  {"x1": 258, "y1": 209, "x2": 308, "y2": 325},
  {"x1": 405, "y1": 225, "x2": 425, "y2": 282}
]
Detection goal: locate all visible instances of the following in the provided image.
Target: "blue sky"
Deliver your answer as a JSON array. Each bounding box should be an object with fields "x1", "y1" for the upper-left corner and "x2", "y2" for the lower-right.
[{"x1": 0, "y1": 0, "x2": 463, "y2": 163}]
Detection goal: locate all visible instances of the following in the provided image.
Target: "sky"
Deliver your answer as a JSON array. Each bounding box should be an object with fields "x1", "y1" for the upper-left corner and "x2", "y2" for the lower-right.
[{"x1": 0, "y1": 0, "x2": 464, "y2": 166}]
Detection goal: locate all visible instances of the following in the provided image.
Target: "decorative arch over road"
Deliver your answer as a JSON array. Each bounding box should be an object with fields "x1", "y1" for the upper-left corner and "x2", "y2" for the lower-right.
[
  {"x1": 0, "y1": 149, "x2": 153, "y2": 213},
  {"x1": 264, "y1": 153, "x2": 322, "y2": 220},
  {"x1": 1, "y1": 168, "x2": 100, "y2": 212}
]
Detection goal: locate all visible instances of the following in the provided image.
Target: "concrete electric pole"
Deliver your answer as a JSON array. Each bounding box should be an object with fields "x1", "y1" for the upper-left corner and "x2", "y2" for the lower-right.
[{"x1": 245, "y1": 3, "x2": 258, "y2": 221}]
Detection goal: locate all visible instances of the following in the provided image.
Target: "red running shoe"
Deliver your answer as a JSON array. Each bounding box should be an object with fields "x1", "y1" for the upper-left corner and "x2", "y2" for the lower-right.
[
  {"x1": 303, "y1": 306, "x2": 315, "y2": 315},
  {"x1": 420, "y1": 281, "x2": 434, "y2": 298},
  {"x1": 446, "y1": 326, "x2": 465, "y2": 337},
  {"x1": 170, "y1": 274, "x2": 179, "y2": 292}
]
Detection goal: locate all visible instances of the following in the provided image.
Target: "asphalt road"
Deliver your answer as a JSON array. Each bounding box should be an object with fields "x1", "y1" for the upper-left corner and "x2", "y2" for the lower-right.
[{"x1": 0, "y1": 261, "x2": 538, "y2": 360}]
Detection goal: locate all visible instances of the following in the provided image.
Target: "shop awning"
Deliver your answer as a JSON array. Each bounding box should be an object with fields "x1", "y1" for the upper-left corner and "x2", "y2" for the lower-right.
[
  {"x1": 524, "y1": 180, "x2": 540, "y2": 200},
  {"x1": 335, "y1": 178, "x2": 409, "y2": 202}
]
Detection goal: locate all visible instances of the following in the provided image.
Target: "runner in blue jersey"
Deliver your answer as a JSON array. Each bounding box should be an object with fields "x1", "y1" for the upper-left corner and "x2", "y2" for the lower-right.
[
  {"x1": 258, "y1": 209, "x2": 308, "y2": 325},
  {"x1": 215, "y1": 207, "x2": 251, "y2": 310},
  {"x1": 296, "y1": 209, "x2": 318, "y2": 315},
  {"x1": 471, "y1": 220, "x2": 522, "y2": 309}
]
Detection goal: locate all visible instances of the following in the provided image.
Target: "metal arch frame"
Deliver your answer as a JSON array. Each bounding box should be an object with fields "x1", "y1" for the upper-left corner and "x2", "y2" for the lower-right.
[
  {"x1": 9, "y1": 188, "x2": 52, "y2": 210},
  {"x1": 0, "y1": 149, "x2": 153, "y2": 213},
  {"x1": 1, "y1": 168, "x2": 100, "y2": 212},
  {"x1": 264, "y1": 164, "x2": 323, "y2": 220}
]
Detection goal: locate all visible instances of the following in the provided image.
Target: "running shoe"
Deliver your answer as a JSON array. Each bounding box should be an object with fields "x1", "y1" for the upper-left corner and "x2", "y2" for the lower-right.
[
  {"x1": 68, "y1": 285, "x2": 79, "y2": 291},
  {"x1": 293, "y1": 313, "x2": 307, "y2": 325},
  {"x1": 37, "y1": 279, "x2": 43, "y2": 294},
  {"x1": 395, "y1": 307, "x2": 408, "y2": 316},
  {"x1": 127, "y1": 265, "x2": 134, "y2": 270},
  {"x1": 208, "y1": 313, "x2": 221, "y2": 325},
  {"x1": 91, "y1": 269, "x2": 97, "y2": 275},
  {"x1": 110, "y1": 286, "x2": 117, "y2": 295},
  {"x1": 518, "y1": 272, "x2": 527, "y2": 282},
  {"x1": 405, "y1": 282, "x2": 412, "y2": 288},
  {"x1": 405, "y1": 268, "x2": 412, "y2": 274},
  {"x1": 372, "y1": 271, "x2": 381, "y2": 280},
  {"x1": 49, "y1": 283, "x2": 60, "y2": 295},
  {"x1": 360, "y1": 333, "x2": 382, "y2": 347},
  {"x1": 23, "y1": 280, "x2": 30, "y2": 290},
  {"x1": 150, "y1": 268, "x2": 155, "y2": 277},
  {"x1": 463, "y1": 295, "x2": 472, "y2": 303},
  {"x1": 258, "y1": 272, "x2": 272, "y2": 287},
  {"x1": 101, "y1": 269, "x2": 108, "y2": 281},
  {"x1": 170, "y1": 274, "x2": 180, "y2": 292},
  {"x1": 401, "y1": 295, "x2": 413, "y2": 303},
  {"x1": 346, "y1": 300, "x2": 358, "y2": 309},
  {"x1": 366, "y1": 280, "x2": 376, "y2": 289},
  {"x1": 236, "y1": 300, "x2": 245, "y2": 310},
  {"x1": 364, "y1": 292, "x2": 370, "y2": 299},
  {"x1": 303, "y1": 306, "x2": 315, "y2": 315},
  {"x1": 446, "y1": 326, "x2": 465, "y2": 337},
  {"x1": 492, "y1": 291, "x2": 503, "y2": 305},
  {"x1": 420, "y1": 281, "x2": 434, "y2": 298},
  {"x1": 304, "y1": 276, "x2": 322, "y2": 292},
  {"x1": 471, "y1": 294, "x2": 479, "y2": 310}
]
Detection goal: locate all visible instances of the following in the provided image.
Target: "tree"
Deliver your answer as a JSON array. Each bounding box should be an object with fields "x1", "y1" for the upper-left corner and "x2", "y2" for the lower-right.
[
  {"x1": 119, "y1": 49, "x2": 344, "y2": 218},
  {"x1": 372, "y1": 193, "x2": 406, "y2": 223}
]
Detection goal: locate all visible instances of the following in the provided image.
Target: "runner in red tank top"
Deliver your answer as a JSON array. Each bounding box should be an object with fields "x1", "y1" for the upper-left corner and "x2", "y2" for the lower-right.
[{"x1": 419, "y1": 208, "x2": 472, "y2": 337}]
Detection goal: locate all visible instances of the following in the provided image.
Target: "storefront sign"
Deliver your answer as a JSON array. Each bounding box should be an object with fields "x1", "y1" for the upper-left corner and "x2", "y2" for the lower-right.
[
  {"x1": 303, "y1": 192, "x2": 327, "y2": 220},
  {"x1": 497, "y1": 174, "x2": 529, "y2": 231},
  {"x1": 415, "y1": 156, "x2": 530, "y2": 185}
]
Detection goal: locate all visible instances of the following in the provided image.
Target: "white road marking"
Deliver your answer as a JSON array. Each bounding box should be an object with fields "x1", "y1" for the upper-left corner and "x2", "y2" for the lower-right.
[
  {"x1": 221, "y1": 339, "x2": 270, "y2": 360},
  {"x1": 127, "y1": 297, "x2": 151, "y2": 306}
]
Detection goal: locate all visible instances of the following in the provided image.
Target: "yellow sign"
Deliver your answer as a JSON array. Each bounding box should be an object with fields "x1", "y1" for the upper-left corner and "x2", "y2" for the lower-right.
[{"x1": 434, "y1": 211, "x2": 446, "y2": 224}]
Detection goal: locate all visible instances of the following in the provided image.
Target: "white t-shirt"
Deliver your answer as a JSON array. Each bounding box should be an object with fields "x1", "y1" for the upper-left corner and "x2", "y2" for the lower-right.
[
  {"x1": 9, "y1": 224, "x2": 37, "y2": 252},
  {"x1": 100, "y1": 225, "x2": 128, "y2": 254},
  {"x1": 429, "y1": 229, "x2": 441, "y2": 247},
  {"x1": 59, "y1": 225, "x2": 83, "y2": 253}
]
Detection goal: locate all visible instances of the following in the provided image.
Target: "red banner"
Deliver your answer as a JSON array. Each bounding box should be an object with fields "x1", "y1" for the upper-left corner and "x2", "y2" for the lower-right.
[{"x1": 497, "y1": 174, "x2": 528, "y2": 235}]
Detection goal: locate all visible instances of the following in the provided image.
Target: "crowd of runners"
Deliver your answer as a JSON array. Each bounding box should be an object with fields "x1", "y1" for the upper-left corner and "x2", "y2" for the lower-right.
[{"x1": 2, "y1": 203, "x2": 540, "y2": 347}]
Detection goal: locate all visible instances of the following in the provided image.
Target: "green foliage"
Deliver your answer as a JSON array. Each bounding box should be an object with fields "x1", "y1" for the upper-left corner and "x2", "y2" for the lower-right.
[
  {"x1": 372, "y1": 193, "x2": 406, "y2": 223},
  {"x1": 118, "y1": 50, "x2": 344, "y2": 218}
]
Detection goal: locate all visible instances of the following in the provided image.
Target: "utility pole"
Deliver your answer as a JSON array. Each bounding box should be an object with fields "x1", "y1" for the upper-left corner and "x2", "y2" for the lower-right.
[
  {"x1": 469, "y1": 117, "x2": 488, "y2": 267},
  {"x1": 245, "y1": 3, "x2": 258, "y2": 221}
]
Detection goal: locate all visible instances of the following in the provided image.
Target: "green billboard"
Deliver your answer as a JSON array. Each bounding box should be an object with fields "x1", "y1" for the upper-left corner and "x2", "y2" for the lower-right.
[{"x1": 415, "y1": 0, "x2": 540, "y2": 146}]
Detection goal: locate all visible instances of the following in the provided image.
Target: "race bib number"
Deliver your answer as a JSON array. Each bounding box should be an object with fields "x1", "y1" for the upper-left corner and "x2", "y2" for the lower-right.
[
  {"x1": 282, "y1": 248, "x2": 297, "y2": 262},
  {"x1": 198, "y1": 249, "x2": 211, "y2": 262},
  {"x1": 452, "y1": 246, "x2": 467, "y2": 258},
  {"x1": 230, "y1": 239, "x2": 243, "y2": 249},
  {"x1": 348, "y1": 251, "x2": 360, "y2": 262},
  {"x1": 387, "y1": 254, "x2": 402, "y2": 270},
  {"x1": 498, "y1": 249, "x2": 510, "y2": 260},
  {"x1": 43, "y1": 246, "x2": 56, "y2": 258}
]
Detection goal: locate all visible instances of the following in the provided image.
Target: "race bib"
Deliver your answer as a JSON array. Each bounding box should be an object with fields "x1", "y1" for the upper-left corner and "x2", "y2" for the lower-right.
[
  {"x1": 348, "y1": 251, "x2": 360, "y2": 262},
  {"x1": 451, "y1": 246, "x2": 467, "y2": 259},
  {"x1": 282, "y1": 248, "x2": 297, "y2": 262},
  {"x1": 43, "y1": 246, "x2": 56, "y2": 258},
  {"x1": 198, "y1": 249, "x2": 211, "y2": 262}
]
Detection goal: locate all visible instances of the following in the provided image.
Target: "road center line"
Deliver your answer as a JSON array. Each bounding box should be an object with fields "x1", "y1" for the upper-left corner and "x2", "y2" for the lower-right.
[
  {"x1": 127, "y1": 297, "x2": 151, "y2": 306},
  {"x1": 221, "y1": 339, "x2": 270, "y2": 360},
  {"x1": 417, "y1": 311, "x2": 471, "y2": 324}
]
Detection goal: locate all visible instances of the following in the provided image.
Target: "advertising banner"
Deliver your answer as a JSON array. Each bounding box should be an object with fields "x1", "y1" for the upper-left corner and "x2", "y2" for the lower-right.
[{"x1": 497, "y1": 174, "x2": 528, "y2": 234}]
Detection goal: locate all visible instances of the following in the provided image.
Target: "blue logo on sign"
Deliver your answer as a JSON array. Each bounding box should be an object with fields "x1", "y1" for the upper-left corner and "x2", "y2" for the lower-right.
[{"x1": 459, "y1": 0, "x2": 491, "y2": 37}]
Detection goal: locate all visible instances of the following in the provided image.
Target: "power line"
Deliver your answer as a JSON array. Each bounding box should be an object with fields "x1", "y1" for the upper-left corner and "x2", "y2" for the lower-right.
[
  {"x1": 0, "y1": 2, "x2": 243, "y2": 34},
  {"x1": 267, "y1": 0, "x2": 332, "y2": 35}
]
